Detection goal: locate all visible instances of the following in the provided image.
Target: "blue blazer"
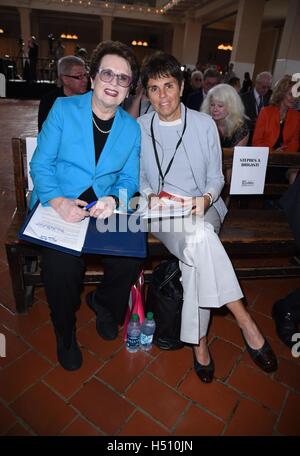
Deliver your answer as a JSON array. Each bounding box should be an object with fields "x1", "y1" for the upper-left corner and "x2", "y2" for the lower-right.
[{"x1": 30, "y1": 90, "x2": 141, "y2": 209}]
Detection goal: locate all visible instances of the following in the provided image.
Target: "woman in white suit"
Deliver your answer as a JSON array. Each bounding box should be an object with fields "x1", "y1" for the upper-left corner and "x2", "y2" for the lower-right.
[
  {"x1": 138, "y1": 52, "x2": 277, "y2": 382},
  {"x1": 30, "y1": 41, "x2": 142, "y2": 371}
]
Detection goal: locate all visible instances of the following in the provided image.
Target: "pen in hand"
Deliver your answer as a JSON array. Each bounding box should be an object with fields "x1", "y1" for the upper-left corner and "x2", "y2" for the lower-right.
[{"x1": 83, "y1": 201, "x2": 97, "y2": 211}]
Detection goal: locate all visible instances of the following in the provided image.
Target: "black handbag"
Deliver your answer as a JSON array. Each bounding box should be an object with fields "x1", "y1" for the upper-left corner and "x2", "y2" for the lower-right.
[{"x1": 146, "y1": 259, "x2": 184, "y2": 350}]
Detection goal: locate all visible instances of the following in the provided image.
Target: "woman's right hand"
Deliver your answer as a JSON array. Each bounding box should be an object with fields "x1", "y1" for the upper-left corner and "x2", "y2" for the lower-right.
[{"x1": 50, "y1": 197, "x2": 89, "y2": 222}]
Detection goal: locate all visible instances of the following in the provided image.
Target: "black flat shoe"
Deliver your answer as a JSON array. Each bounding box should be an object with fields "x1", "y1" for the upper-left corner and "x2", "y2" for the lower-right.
[
  {"x1": 272, "y1": 299, "x2": 298, "y2": 349},
  {"x1": 241, "y1": 331, "x2": 277, "y2": 373},
  {"x1": 56, "y1": 330, "x2": 83, "y2": 371},
  {"x1": 86, "y1": 291, "x2": 118, "y2": 340},
  {"x1": 193, "y1": 349, "x2": 214, "y2": 383}
]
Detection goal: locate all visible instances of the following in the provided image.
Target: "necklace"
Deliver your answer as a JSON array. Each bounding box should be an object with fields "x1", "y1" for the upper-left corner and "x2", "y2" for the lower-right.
[{"x1": 92, "y1": 116, "x2": 111, "y2": 134}]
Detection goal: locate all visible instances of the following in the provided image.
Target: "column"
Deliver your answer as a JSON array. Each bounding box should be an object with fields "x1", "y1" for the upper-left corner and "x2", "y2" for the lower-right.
[
  {"x1": 181, "y1": 19, "x2": 202, "y2": 68},
  {"x1": 18, "y1": 7, "x2": 31, "y2": 48},
  {"x1": 273, "y1": 0, "x2": 300, "y2": 82},
  {"x1": 230, "y1": 0, "x2": 265, "y2": 79},
  {"x1": 172, "y1": 23, "x2": 185, "y2": 63},
  {"x1": 101, "y1": 15, "x2": 113, "y2": 41},
  {"x1": 254, "y1": 27, "x2": 281, "y2": 75}
]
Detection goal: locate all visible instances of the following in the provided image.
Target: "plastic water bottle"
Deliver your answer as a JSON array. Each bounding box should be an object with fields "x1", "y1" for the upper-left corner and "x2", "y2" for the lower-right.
[
  {"x1": 126, "y1": 313, "x2": 141, "y2": 353},
  {"x1": 140, "y1": 312, "x2": 156, "y2": 351}
]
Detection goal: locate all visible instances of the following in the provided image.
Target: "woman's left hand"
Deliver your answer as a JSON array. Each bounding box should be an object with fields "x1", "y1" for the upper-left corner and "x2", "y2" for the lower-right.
[
  {"x1": 190, "y1": 196, "x2": 210, "y2": 215},
  {"x1": 89, "y1": 196, "x2": 116, "y2": 219}
]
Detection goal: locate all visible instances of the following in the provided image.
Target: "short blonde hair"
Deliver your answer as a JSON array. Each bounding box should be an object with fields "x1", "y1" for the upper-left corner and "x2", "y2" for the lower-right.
[
  {"x1": 270, "y1": 75, "x2": 295, "y2": 106},
  {"x1": 201, "y1": 83, "x2": 246, "y2": 138}
]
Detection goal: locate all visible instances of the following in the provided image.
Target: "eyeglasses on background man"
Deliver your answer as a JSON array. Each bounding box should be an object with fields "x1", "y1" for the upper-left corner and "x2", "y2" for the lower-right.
[{"x1": 62, "y1": 72, "x2": 89, "y2": 80}]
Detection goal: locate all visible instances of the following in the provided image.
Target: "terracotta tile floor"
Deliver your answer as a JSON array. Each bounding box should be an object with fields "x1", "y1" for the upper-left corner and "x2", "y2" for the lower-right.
[{"x1": 0, "y1": 99, "x2": 300, "y2": 437}]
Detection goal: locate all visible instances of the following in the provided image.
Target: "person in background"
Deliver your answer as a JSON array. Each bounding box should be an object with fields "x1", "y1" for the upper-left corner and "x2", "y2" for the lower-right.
[
  {"x1": 240, "y1": 71, "x2": 252, "y2": 94},
  {"x1": 186, "y1": 68, "x2": 220, "y2": 111},
  {"x1": 202, "y1": 83, "x2": 249, "y2": 204},
  {"x1": 30, "y1": 40, "x2": 142, "y2": 371},
  {"x1": 124, "y1": 79, "x2": 154, "y2": 118},
  {"x1": 240, "y1": 71, "x2": 273, "y2": 143},
  {"x1": 228, "y1": 76, "x2": 241, "y2": 93},
  {"x1": 182, "y1": 70, "x2": 203, "y2": 105},
  {"x1": 252, "y1": 75, "x2": 300, "y2": 184},
  {"x1": 54, "y1": 38, "x2": 65, "y2": 62},
  {"x1": 190, "y1": 70, "x2": 203, "y2": 89},
  {"x1": 138, "y1": 51, "x2": 277, "y2": 384},
  {"x1": 38, "y1": 56, "x2": 89, "y2": 131},
  {"x1": 76, "y1": 47, "x2": 89, "y2": 65},
  {"x1": 202, "y1": 83, "x2": 249, "y2": 149},
  {"x1": 27, "y1": 36, "x2": 39, "y2": 81},
  {"x1": 224, "y1": 62, "x2": 236, "y2": 83}
]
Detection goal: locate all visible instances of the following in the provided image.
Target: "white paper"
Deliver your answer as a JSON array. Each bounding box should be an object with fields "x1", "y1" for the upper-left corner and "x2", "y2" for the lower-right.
[
  {"x1": 23, "y1": 204, "x2": 89, "y2": 252},
  {"x1": 230, "y1": 146, "x2": 269, "y2": 195},
  {"x1": 137, "y1": 198, "x2": 193, "y2": 219},
  {"x1": 25, "y1": 137, "x2": 37, "y2": 192}
]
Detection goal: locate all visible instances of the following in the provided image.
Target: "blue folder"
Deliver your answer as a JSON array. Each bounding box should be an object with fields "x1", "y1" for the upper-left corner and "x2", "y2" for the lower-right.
[{"x1": 18, "y1": 204, "x2": 147, "y2": 258}]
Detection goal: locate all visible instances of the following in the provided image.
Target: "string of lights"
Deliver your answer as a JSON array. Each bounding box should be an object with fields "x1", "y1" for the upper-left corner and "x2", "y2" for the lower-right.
[{"x1": 55, "y1": 0, "x2": 165, "y2": 15}]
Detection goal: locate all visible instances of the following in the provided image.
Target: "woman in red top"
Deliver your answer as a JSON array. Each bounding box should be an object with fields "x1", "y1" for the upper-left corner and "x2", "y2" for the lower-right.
[{"x1": 252, "y1": 75, "x2": 300, "y2": 183}]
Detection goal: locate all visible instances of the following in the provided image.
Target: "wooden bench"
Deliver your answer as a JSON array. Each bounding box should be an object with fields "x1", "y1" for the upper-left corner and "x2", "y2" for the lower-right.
[{"x1": 5, "y1": 138, "x2": 300, "y2": 313}]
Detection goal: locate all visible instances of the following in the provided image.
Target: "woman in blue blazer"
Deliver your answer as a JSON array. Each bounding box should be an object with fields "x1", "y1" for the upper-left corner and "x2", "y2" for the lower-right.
[{"x1": 30, "y1": 41, "x2": 142, "y2": 371}]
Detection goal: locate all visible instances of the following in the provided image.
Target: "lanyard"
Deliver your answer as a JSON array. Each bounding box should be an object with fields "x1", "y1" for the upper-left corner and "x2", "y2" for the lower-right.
[{"x1": 150, "y1": 105, "x2": 187, "y2": 189}]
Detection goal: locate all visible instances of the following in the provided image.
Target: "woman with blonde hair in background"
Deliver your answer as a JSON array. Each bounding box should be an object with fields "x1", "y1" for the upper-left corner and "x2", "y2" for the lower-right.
[
  {"x1": 202, "y1": 83, "x2": 249, "y2": 203},
  {"x1": 202, "y1": 83, "x2": 249, "y2": 148}
]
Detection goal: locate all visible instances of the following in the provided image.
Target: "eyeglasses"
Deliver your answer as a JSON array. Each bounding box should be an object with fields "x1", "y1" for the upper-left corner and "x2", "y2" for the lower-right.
[
  {"x1": 62, "y1": 73, "x2": 89, "y2": 80},
  {"x1": 98, "y1": 68, "x2": 132, "y2": 88}
]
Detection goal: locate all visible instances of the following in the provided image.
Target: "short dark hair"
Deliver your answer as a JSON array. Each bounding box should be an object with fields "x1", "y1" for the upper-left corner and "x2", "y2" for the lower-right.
[
  {"x1": 228, "y1": 76, "x2": 240, "y2": 87},
  {"x1": 89, "y1": 40, "x2": 139, "y2": 88},
  {"x1": 203, "y1": 68, "x2": 221, "y2": 81},
  {"x1": 140, "y1": 51, "x2": 183, "y2": 89}
]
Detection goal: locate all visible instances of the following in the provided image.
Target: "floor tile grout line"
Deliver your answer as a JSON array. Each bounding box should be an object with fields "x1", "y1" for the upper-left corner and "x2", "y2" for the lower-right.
[
  {"x1": 219, "y1": 376, "x2": 284, "y2": 417},
  {"x1": 3, "y1": 360, "x2": 55, "y2": 407},
  {"x1": 272, "y1": 388, "x2": 290, "y2": 436},
  {"x1": 113, "y1": 405, "x2": 172, "y2": 436},
  {"x1": 0, "y1": 396, "x2": 36, "y2": 436},
  {"x1": 142, "y1": 369, "x2": 232, "y2": 425},
  {"x1": 58, "y1": 412, "x2": 105, "y2": 436},
  {"x1": 89, "y1": 373, "x2": 187, "y2": 432},
  {"x1": 220, "y1": 398, "x2": 240, "y2": 436}
]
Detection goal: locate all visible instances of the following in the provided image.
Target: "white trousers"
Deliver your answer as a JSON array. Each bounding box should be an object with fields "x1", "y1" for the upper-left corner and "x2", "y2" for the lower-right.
[{"x1": 149, "y1": 206, "x2": 243, "y2": 344}]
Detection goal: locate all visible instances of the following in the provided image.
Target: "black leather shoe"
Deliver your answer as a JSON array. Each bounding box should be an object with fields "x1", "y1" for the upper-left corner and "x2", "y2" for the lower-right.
[
  {"x1": 272, "y1": 299, "x2": 298, "y2": 348},
  {"x1": 56, "y1": 330, "x2": 83, "y2": 371},
  {"x1": 241, "y1": 332, "x2": 277, "y2": 373},
  {"x1": 86, "y1": 291, "x2": 118, "y2": 340},
  {"x1": 193, "y1": 349, "x2": 214, "y2": 383},
  {"x1": 154, "y1": 336, "x2": 184, "y2": 350}
]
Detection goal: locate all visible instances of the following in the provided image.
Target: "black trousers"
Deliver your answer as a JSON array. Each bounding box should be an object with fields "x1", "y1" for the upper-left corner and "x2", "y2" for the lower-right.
[
  {"x1": 280, "y1": 288, "x2": 300, "y2": 323},
  {"x1": 41, "y1": 247, "x2": 142, "y2": 344}
]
